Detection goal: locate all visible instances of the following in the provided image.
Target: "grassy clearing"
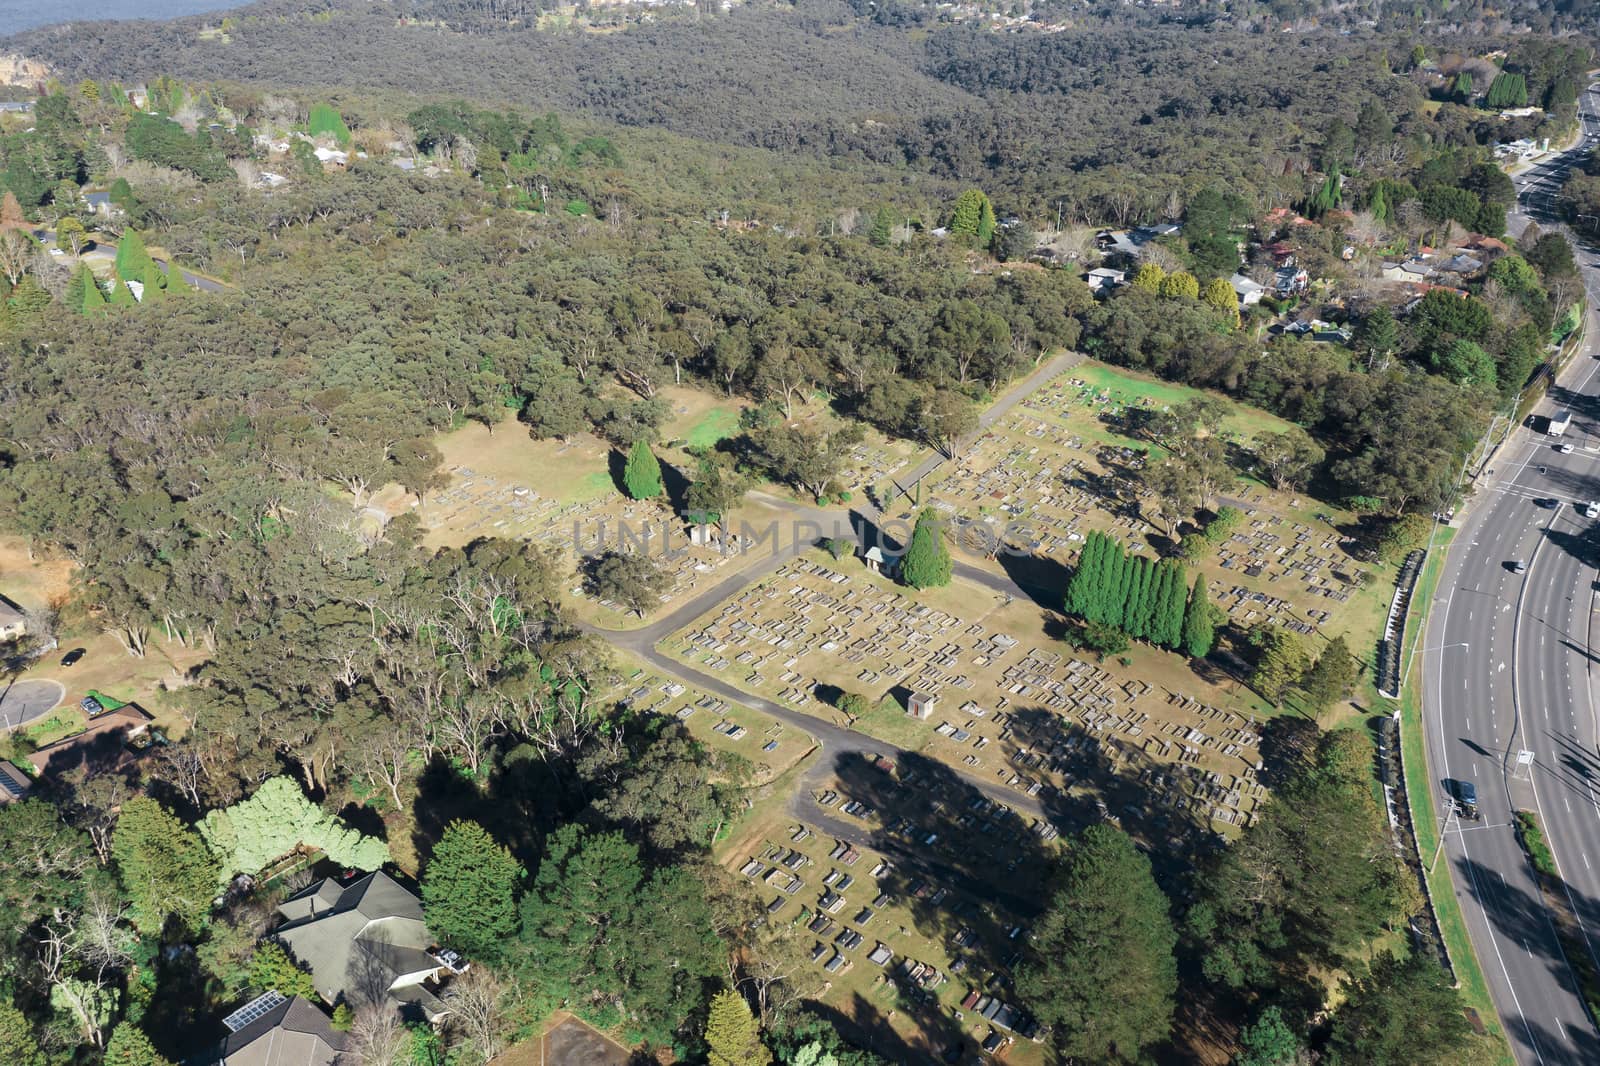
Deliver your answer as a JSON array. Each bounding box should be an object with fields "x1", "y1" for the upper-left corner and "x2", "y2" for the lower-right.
[
  {"x1": 1073, "y1": 361, "x2": 1301, "y2": 445},
  {"x1": 25, "y1": 708, "x2": 85, "y2": 746},
  {"x1": 679, "y1": 406, "x2": 741, "y2": 450},
  {"x1": 1393, "y1": 528, "x2": 1514, "y2": 1065}
]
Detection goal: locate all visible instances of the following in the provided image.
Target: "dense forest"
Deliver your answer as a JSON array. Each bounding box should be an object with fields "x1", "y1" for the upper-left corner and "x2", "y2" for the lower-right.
[{"x1": 0, "y1": 1, "x2": 1590, "y2": 1062}]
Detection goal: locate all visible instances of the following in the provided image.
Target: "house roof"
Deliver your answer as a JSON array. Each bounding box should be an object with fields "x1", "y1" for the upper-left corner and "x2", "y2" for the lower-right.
[
  {"x1": 26, "y1": 704, "x2": 152, "y2": 777},
  {"x1": 216, "y1": 995, "x2": 350, "y2": 1066},
  {"x1": 1229, "y1": 273, "x2": 1264, "y2": 295},
  {"x1": 274, "y1": 872, "x2": 446, "y2": 1021},
  {"x1": 0, "y1": 761, "x2": 32, "y2": 803}
]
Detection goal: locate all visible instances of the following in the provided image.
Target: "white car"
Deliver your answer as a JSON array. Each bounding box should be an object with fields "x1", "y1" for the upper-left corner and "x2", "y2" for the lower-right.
[
  {"x1": 1585, "y1": 502, "x2": 1600, "y2": 519},
  {"x1": 1560, "y1": 443, "x2": 1576, "y2": 453}
]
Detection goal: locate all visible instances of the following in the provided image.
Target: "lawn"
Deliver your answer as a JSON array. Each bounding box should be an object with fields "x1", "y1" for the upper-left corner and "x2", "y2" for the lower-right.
[
  {"x1": 25, "y1": 708, "x2": 85, "y2": 746},
  {"x1": 680, "y1": 406, "x2": 742, "y2": 450},
  {"x1": 1073, "y1": 361, "x2": 1301, "y2": 446}
]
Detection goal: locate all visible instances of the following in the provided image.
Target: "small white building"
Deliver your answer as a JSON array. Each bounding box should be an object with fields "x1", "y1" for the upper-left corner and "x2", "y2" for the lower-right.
[{"x1": 1229, "y1": 274, "x2": 1265, "y2": 306}]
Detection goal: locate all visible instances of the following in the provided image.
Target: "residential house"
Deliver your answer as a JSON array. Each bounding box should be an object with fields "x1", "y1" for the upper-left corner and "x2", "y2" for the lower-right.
[
  {"x1": 214, "y1": 992, "x2": 350, "y2": 1066},
  {"x1": 83, "y1": 191, "x2": 120, "y2": 219},
  {"x1": 0, "y1": 595, "x2": 25, "y2": 643},
  {"x1": 1273, "y1": 266, "x2": 1310, "y2": 296},
  {"x1": 0, "y1": 762, "x2": 32, "y2": 804},
  {"x1": 1229, "y1": 274, "x2": 1265, "y2": 307},
  {"x1": 272, "y1": 871, "x2": 456, "y2": 1022},
  {"x1": 27, "y1": 704, "x2": 155, "y2": 781},
  {"x1": 1085, "y1": 267, "x2": 1125, "y2": 294},
  {"x1": 1437, "y1": 253, "x2": 1484, "y2": 278},
  {"x1": 0, "y1": 101, "x2": 32, "y2": 115}
]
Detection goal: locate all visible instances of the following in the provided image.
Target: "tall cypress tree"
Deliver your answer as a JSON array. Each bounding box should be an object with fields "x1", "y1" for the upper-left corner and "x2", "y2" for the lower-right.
[
  {"x1": 1111, "y1": 548, "x2": 1134, "y2": 628},
  {"x1": 114, "y1": 230, "x2": 154, "y2": 282},
  {"x1": 1132, "y1": 558, "x2": 1158, "y2": 640},
  {"x1": 902, "y1": 508, "x2": 952, "y2": 590},
  {"x1": 165, "y1": 261, "x2": 193, "y2": 295},
  {"x1": 1161, "y1": 561, "x2": 1190, "y2": 647},
  {"x1": 79, "y1": 269, "x2": 107, "y2": 313},
  {"x1": 622, "y1": 438, "x2": 663, "y2": 500},
  {"x1": 869, "y1": 206, "x2": 894, "y2": 247},
  {"x1": 1182, "y1": 576, "x2": 1216, "y2": 658}
]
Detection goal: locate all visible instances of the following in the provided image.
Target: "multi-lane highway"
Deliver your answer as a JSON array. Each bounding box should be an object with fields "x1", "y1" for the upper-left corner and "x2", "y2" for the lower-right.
[{"x1": 1422, "y1": 81, "x2": 1600, "y2": 1064}]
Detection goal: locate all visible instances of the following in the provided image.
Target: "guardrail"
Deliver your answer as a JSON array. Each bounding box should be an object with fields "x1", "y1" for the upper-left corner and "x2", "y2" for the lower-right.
[{"x1": 1377, "y1": 549, "x2": 1426, "y2": 699}]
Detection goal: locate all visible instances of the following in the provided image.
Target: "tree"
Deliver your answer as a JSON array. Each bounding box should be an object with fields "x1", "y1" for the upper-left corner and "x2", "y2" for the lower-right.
[
  {"x1": 109, "y1": 279, "x2": 136, "y2": 307},
  {"x1": 111, "y1": 796, "x2": 219, "y2": 935},
  {"x1": 164, "y1": 261, "x2": 192, "y2": 295},
  {"x1": 78, "y1": 267, "x2": 107, "y2": 313},
  {"x1": 1308, "y1": 168, "x2": 1342, "y2": 217},
  {"x1": 992, "y1": 219, "x2": 1035, "y2": 262},
  {"x1": 55, "y1": 215, "x2": 86, "y2": 254},
  {"x1": 1377, "y1": 512, "x2": 1433, "y2": 564},
  {"x1": 1130, "y1": 262, "x2": 1166, "y2": 292},
  {"x1": 1236, "y1": 1006, "x2": 1304, "y2": 1066},
  {"x1": 1159, "y1": 271, "x2": 1200, "y2": 300},
  {"x1": 199, "y1": 776, "x2": 389, "y2": 878},
  {"x1": 706, "y1": 988, "x2": 772, "y2": 1066},
  {"x1": 1354, "y1": 306, "x2": 1399, "y2": 370},
  {"x1": 1326, "y1": 952, "x2": 1472, "y2": 1065},
  {"x1": 422, "y1": 820, "x2": 522, "y2": 962},
  {"x1": 900, "y1": 509, "x2": 952, "y2": 590},
  {"x1": 140, "y1": 263, "x2": 166, "y2": 303},
  {"x1": 1201, "y1": 276, "x2": 1240, "y2": 326},
  {"x1": 622, "y1": 437, "x2": 663, "y2": 500},
  {"x1": 114, "y1": 230, "x2": 154, "y2": 282},
  {"x1": 585, "y1": 550, "x2": 670, "y2": 617},
  {"x1": 1182, "y1": 576, "x2": 1217, "y2": 658},
  {"x1": 948, "y1": 188, "x2": 996, "y2": 244},
  {"x1": 868, "y1": 206, "x2": 894, "y2": 247},
  {"x1": 248, "y1": 941, "x2": 318, "y2": 1001},
  {"x1": 0, "y1": 996, "x2": 44, "y2": 1066},
  {"x1": 1302, "y1": 635, "x2": 1357, "y2": 715},
  {"x1": 0, "y1": 229, "x2": 33, "y2": 287},
  {"x1": 1252, "y1": 428, "x2": 1324, "y2": 491},
  {"x1": 1432, "y1": 339, "x2": 1496, "y2": 391},
  {"x1": 1019, "y1": 825, "x2": 1177, "y2": 1063},
  {"x1": 103, "y1": 1024, "x2": 174, "y2": 1066},
  {"x1": 1484, "y1": 72, "x2": 1528, "y2": 110},
  {"x1": 0, "y1": 191, "x2": 25, "y2": 230},
  {"x1": 1249, "y1": 625, "x2": 1309, "y2": 703}
]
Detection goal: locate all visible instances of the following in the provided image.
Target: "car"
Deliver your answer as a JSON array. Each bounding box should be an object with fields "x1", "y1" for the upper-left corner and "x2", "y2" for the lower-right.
[
  {"x1": 1559, "y1": 443, "x2": 1576, "y2": 453},
  {"x1": 1585, "y1": 502, "x2": 1600, "y2": 519},
  {"x1": 1537, "y1": 497, "x2": 1561, "y2": 509},
  {"x1": 1511, "y1": 560, "x2": 1527, "y2": 574},
  {"x1": 59, "y1": 648, "x2": 86, "y2": 667},
  {"x1": 79, "y1": 695, "x2": 103, "y2": 716}
]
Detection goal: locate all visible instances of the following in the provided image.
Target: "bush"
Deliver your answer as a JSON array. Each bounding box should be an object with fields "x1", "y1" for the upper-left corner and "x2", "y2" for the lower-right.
[{"x1": 1517, "y1": 811, "x2": 1556, "y2": 877}]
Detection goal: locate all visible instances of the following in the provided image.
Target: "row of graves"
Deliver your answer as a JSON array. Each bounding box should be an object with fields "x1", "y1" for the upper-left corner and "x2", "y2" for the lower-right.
[
  {"x1": 415, "y1": 466, "x2": 756, "y2": 614},
  {"x1": 674, "y1": 558, "x2": 1269, "y2": 836},
  {"x1": 615, "y1": 670, "x2": 808, "y2": 781},
  {"x1": 921, "y1": 373, "x2": 1369, "y2": 637},
  {"x1": 736, "y1": 823, "x2": 1042, "y2": 1054}
]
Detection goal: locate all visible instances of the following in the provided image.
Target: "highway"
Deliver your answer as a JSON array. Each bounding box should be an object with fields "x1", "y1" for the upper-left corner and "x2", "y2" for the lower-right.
[{"x1": 1421, "y1": 80, "x2": 1600, "y2": 1064}]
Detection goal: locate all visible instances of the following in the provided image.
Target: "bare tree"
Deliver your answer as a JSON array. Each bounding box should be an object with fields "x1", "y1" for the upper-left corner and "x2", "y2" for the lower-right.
[
  {"x1": 442, "y1": 967, "x2": 507, "y2": 1063},
  {"x1": 347, "y1": 1004, "x2": 408, "y2": 1066}
]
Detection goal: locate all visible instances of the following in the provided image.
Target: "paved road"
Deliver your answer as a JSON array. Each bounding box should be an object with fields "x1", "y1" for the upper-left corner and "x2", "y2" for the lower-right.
[
  {"x1": 1422, "y1": 80, "x2": 1600, "y2": 1064},
  {"x1": 35, "y1": 228, "x2": 225, "y2": 292},
  {"x1": 0, "y1": 678, "x2": 63, "y2": 730}
]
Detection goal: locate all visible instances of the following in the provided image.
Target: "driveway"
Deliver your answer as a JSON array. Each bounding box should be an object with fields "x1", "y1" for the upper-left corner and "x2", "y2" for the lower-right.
[{"x1": 0, "y1": 678, "x2": 63, "y2": 730}]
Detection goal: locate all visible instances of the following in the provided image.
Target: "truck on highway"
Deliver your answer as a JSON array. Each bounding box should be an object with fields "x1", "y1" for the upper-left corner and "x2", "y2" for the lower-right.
[{"x1": 1549, "y1": 409, "x2": 1572, "y2": 436}]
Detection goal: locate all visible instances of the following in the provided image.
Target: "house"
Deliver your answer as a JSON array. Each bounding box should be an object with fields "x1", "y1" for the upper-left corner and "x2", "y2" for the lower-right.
[
  {"x1": 312, "y1": 147, "x2": 349, "y2": 167},
  {"x1": 27, "y1": 704, "x2": 155, "y2": 780},
  {"x1": 214, "y1": 992, "x2": 350, "y2": 1066},
  {"x1": 83, "y1": 191, "x2": 120, "y2": 218},
  {"x1": 1229, "y1": 274, "x2": 1265, "y2": 307},
  {"x1": 1273, "y1": 267, "x2": 1310, "y2": 296},
  {"x1": 0, "y1": 761, "x2": 32, "y2": 804},
  {"x1": 1085, "y1": 267, "x2": 1125, "y2": 294},
  {"x1": 1438, "y1": 253, "x2": 1483, "y2": 277},
  {"x1": 862, "y1": 545, "x2": 898, "y2": 578},
  {"x1": 0, "y1": 101, "x2": 32, "y2": 115},
  {"x1": 0, "y1": 596, "x2": 24, "y2": 643},
  {"x1": 273, "y1": 871, "x2": 455, "y2": 1022}
]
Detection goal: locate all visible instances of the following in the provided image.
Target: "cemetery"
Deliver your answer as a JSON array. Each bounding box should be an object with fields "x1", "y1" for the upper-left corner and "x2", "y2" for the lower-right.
[{"x1": 668, "y1": 550, "x2": 1273, "y2": 844}]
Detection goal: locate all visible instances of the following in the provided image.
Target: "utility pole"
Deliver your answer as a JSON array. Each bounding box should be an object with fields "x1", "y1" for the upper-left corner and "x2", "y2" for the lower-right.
[{"x1": 1431, "y1": 799, "x2": 1460, "y2": 875}]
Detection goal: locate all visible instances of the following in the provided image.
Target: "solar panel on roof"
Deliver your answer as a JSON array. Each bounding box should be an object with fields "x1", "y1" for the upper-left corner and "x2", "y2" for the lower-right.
[
  {"x1": 222, "y1": 990, "x2": 287, "y2": 1033},
  {"x1": 0, "y1": 773, "x2": 25, "y2": 799}
]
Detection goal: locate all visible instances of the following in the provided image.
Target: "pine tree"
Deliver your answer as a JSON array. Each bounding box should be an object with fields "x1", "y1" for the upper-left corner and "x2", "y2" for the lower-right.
[
  {"x1": 422, "y1": 820, "x2": 523, "y2": 961},
  {"x1": 1182, "y1": 576, "x2": 1216, "y2": 658},
  {"x1": 6, "y1": 277, "x2": 50, "y2": 318},
  {"x1": 80, "y1": 269, "x2": 108, "y2": 313},
  {"x1": 1127, "y1": 558, "x2": 1154, "y2": 640},
  {"x1": 1159, "y1": 271, "x2": 1200, "y2": 300},
  {"x1": 1130, "y1": 263, "x2": 1166, "y2": 292},
  {"x1": 1067, "y1": 533, "x2": 1100, "y2": 618},
  {"x1": 1309, "y1": 168, "x2": 1342, "y2": 217},
  {"x1": 901, "y1": 508, "x2": 952, "y2": 590},
  {"x1": 976, "y1": 195, "x2": 997, "y2": 245},
  {"x1": 869, "y1": 206, "x2": 894, "y2": 247},
  {"x1": 114, "y1": 230, "x2": 154, "y2": 282},
  {"x1": 165, "y1": 261, "x2": 193, "y2": 295},
  {"x1": 103, "y1": 1024, "x2": 174, "y2": 1066},
  {"x1": 1369, "y1": 183, "x2": 1389, "y2": 223},
  {"x1": 622, "y1": 438, "x2": 663, "y2": 500},
  {"x1": 64, "y1": 263, "x2": 90, "y2": 309},
  {"x1": 248, "y1": 942, "x2": 318, "y2": 1000},
  {"x1": 0, "y1": 996, "x2": 44, "y2": 1066},
  {"x1": 0, "y1": 191, "x2": 24, "y2": 230},
  {"x1": 110, "y1": 279, "x2": 136, "y2": 306},
  {"x1": 1302, "y1": 634, "x2": 1358, "y2": 715},
  {"x1": 111, "y1": 797, "x2": 219, "y2": 935},
  {"x1": 140, "y1": 263, "x2": 166, "y2": 303},
  {"x1": 705, "y1": 989, "x2": 771, "y2": 1066}
]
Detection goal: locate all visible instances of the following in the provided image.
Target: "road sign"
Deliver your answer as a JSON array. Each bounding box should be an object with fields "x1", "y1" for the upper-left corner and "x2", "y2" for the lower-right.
[{"x1": 1514, "y1": 749, "x2": 1535, "y2": 779}]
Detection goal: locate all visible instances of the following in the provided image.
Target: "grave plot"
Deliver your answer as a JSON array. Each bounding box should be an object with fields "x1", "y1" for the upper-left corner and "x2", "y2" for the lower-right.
[
  {"x1": 922, "y1": 361, "x2": 1374, "y2": 641},
  {"x1": 727, "y1": 772, "x2": 1053, "y2": 1065},
  {"x1": 669, "y1": 551, "x2": 1270, "y2": 839},
  {"x1": 609, "y1": 668, "x2": 813, "y2": 784}
]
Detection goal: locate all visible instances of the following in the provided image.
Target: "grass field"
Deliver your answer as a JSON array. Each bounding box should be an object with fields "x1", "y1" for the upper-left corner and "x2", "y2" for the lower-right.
[{"x1": 1073, "y1": 361, "x2": 1301, "y2": 445}]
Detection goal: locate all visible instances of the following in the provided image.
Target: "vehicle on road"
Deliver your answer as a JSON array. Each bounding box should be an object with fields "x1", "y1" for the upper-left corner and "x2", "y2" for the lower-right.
[
  {"x1": 1549, "y1": 409, "x2": 1572, "y2": 436},
  {"x1": 1510, "y1": 560, "x2": 1528, "y2": 573},
  {"x1": 1559, "y1": 442, "x2": 1576, "y2": 453},
  {"x1": 1537, "y1": 497, "x2": 1561, "y2": 509},
  {"x1": 1452, "y1": 779, "x2": 1480, "y2": 820},
  {"x1": 59, "y1": 648, "x2": 85, "y2": 667},
  {"x1": 1587, "y1": 502, "x2": 1600, "y2": 519}
]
